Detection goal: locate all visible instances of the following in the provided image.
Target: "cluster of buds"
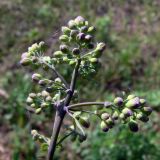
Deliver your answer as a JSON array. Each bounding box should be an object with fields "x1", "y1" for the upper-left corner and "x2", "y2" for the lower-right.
[{"x1": 99, "y1": 94, "x2": 152, "y2": 133}]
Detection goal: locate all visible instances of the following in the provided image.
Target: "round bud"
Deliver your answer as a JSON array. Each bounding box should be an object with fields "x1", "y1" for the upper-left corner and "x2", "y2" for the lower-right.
[
  {"x1": 79, "y1": 116, "x2": 90, "y2": 128},
  {"x1": 20, "y1": 58, "x2": 31, "y2": 66},
  {"x1": 80, "y1": 26, "x2": 88, "y2": 32},
  {"x1": 35, "y1": 108, "x2": 42, "y2": 114},
  {"x1": 72, "y1": 48, "x2": 80, "y2": 55},
  {"x1": 29, "y1": 93, "x2": 37, "y2": 98},
  {"x1": 41, "y1": 102, "x2": 49, "y2": 108},
  {"x1": 55, "y1": 77, "x2": 61, "y2": 83},
  {"x1": 101, "y1": 113, "x2": 110, "y2": 120},
  {"x1": 119, "y1": 113, "x2": 126, "y2": 120},
  {"x1": 46, "y1": 96, "x2": 52, "y2": 102},
  {"x1": 140, "y1": 99, "x2": 146, "y2": 106},
  {"x1": 128, "y1": 120, "x2": 139, "y2": 132},
  {"x1": 122, "y1": 108, "x2": 133, "y2": 117},
  {"x1": 89, "y1": 58, "x2": 98, "y2": 63},
  {"x1": 112, "y1": 111, "x2": 119, "y2": 120},
  {"x1": 77, "y1": 32, "x2": 85, "y2": 41},
  {"x1": 68, "y1": 20, "x2": 77, "y2": 28},
  {"x1": 125, "y1": 97, "x2": 140, "y2": 109},
  {"x1": 38, "y1": 79, "x2": 50, "y2": 86},
  {"x1": 26, "y1": 97, "x2": 33, "y2": 104},
  {"x1": 31, "y1": 103, "x2": 36, "y2": 108},
  {"x1": 114, "y1": 97, "x2": 123, "y2": 106},
  {"x1": 32, "y1": 73, "x2": 42, "y2": 82},
  {"x1": 54, "y1": 51, "x2": 63, "y2": 57},
  {"x1": 96, "y1": 42, "x2": 106, "y2": 52},
  {"x1": 78, "y1": 134, "x2": 87, "y2": 143},
  {"x1": 88, "y1": 26, "x2": 96, "y2": 33},
  {"x1": 21, "y1": 52, "x2": 30, "y2": 59},
  {"x1": 61, "y1": 26, "x2": 71, "y2": 35},
  {"x1": 143, "y1": 107, "x2": 152, "y2": 116},
  {"x1": 59, "y1": 35, "x2": 69, "y2": 42},
  {"x1": 85, "y1": 35, "x2": 92, "y2": 42},
  {"x1": 31, "y1": 130, "x2": 38, "y2": 136},
  {"x1": 69, "y1": 60, "x2": 76, "y2": 66},
  {"x1": 75, "y1": 16, "x2": 85, "y2": 26},
  {"x1": 100, "y1": 121, "x2": 109, "y2": 132},
  {"x1": 106, "y1": 117, "x2": 115, "y2": 128},
  {"x1": 60, "y1": 44, "x2": 69, "y2": 53},
  {"x1": 127, "y1": 94, "x2": 136, "y2": 100},
  {"x1": 70, "y1": 30, "x2": 79, "y2": 38},
  {"x1": 136, "y1": 113, "x2": 149, "y2": 122},
  {"x1": 41, "y1": 90, "x2": 50, "y2": 98}
]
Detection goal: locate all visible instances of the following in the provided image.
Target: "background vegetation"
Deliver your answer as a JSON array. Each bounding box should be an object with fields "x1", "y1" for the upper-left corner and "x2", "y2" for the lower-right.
[{"x1": 0, "y1": 0, "x2": 160, "y2": 159}]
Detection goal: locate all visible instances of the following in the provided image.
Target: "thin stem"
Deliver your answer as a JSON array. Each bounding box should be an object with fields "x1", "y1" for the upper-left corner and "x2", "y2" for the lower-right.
[
  {"x1": 48, "y1": 111, "x2": 65, "y2": 160},
  {"x1": 68, "y1": 101, "x2": 112, "y2": 110}
]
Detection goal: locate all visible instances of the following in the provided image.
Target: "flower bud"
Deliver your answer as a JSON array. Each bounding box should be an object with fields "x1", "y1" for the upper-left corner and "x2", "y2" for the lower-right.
[
  {"x1": 69, "y1": 60, "x2": 76, "y2": 66},
  {"x1": 79, "y1": 116, "x2": 90, "y2": 128},
  {"x1": 72, "y1": 48, "x2": 80, "y2": 55},
  {"x1": 143, "y1": 107, "x2": 152, "y2": 116},
  {"x1": 136, "y1": 113, "x2": 149, "y2": 122},
  {"x1": 59, "y1": 35, "x2": 69, "y2": 42},
  {"x1": 20, "y1": 58, "x2": 31, "y2": 66},
  {"x1": 32, "y1": 73, "x2": 42, "y2": 82},
  {"x1": 68, "y1": 20, "x2": 77, "y2": 28},
  {"x1": 54, "y1": 51, "x2": 63, "y2": 57},
  {"x1": 21, "y1": 52, "x2": 30, "y2": 59},
  {"x1": 31, "y1": 130, "x2": 38, "y2": 136},
  {"x1": 85, "y1": 35, "x2": 92, "y2": 42},
  {"x1": 78, "y1": 134, "x2": 87, "y2": 143},
  {"x1": 41, "y1": 102, "x2": 49, "y2": 108},
  {"x1": 140, "y1": 99, "x2": 146, "y2": 106},
  {"x1": 87, "y1": 43, "x2": 94, "y2": 49},
  {"x1": 75, "y1": 16, "x2": 85, "y2": 26},
  {"x1": 31, "y1": 103, "x2": 36, "y2": 108},
  {"x1": 114, "y1": 97, "x2": 123, "y2": 106},
  {"x1": 89, "y1": 58, "x2": 98, "y2": 63},
  {"x1": 80, "y1": 26, "x2": 88, "y2": 32},
  {"x1": 38, "y1": 79, "x2": 51, "y2": 86},
  {"x1": 77, "y1": 32, "x2": 85, "y2": 41},
  {"x1": 96, "y1": 42, "x2": 106, "y2": 52},
  {"x1": 46, "y1": 96, "x2": 52, "y2": 102},
  {"x1": 128, "y1": 120, "x2": 139, "y2": 132},
  {"x1": 70, "y1": 133, "x2": 77, "y2": 142},
  {"x1": 127, "y1": 94, "x2": 136, "y2": 100},
  {"x1": 88, "y1": 26, "x2": 96, "y2": 33},
  {"x1": 35, "y1": 108, "x2": 42, "y2": 114},
  {"x1": 125, "y1": 97, "x2": 140, "y2": 109},
  {"x1": 29, "y1": 93, "x2": 37, "y2": 98},
  {"x1": 55, "y1": 77, "x2": 61, "y2": 83},
  {"x1": 101, "y1": 113, "x2": 110, "y2": 120},
  {"x1": 70, "y1": 30, "x2": 79, "y2": 38},
  {"x1": 119, "y1": 113, "x2": 126, "y2": 120},
  {"x1": 122, "y1": 108, "x2": 133, "y2": 117},
  {"x1": 61, "y1": 26, "x2": 71, "y2": 35},
  {"x1": 100, "y1": 121, "x2": 109, "y2": 132},
  {"x1": 26, "y1": 97, "x2": 33, "y2": 104},
  {"x1": 106, "y1": 117, "x2": 115, "y2": 128},
  {"x1": 60, "y1": 44, "x2": 69, "y2": 53},
  {"x1": 112, "y1": 111, "x2": 119, "y2": 120},
  {"x1": 41, "y1": 90, "x2": 50, "y2": 97}
]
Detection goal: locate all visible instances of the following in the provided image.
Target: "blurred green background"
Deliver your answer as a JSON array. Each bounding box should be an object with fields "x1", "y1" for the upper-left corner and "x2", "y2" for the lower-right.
[{"x1": 0, "y1": 0, "x2": 160, "y2": 159}]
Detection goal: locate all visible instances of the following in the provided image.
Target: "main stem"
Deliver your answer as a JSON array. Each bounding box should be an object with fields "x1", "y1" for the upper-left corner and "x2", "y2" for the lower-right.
[{"x1": 47, "y1": 59, "x2": 81, "y2": 160}]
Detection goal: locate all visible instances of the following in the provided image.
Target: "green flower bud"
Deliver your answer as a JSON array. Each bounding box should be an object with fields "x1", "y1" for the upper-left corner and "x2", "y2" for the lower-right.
[
  {"x1": 35, "y1": 108, "x2": 42, "y2": 114},
  {"x1": 41, "y1": 102, "x2": 49, "y2": 108},
  {"x1": 61, "y1": 26, "x2": 71, "y2": 35},
  {"x1": 140, "y1": 99, "x2": 146, "y2": 106},
  {"x1": 127, "y1": 94, "x2": 136, "y2": 100},
  {"x1": 100, "y1": 121, "x2": 109, "y2": 132},
  {"x1": 32, "y1": 73, "x2": 42, "y2": 82},
  {"x1": 26, "y1": 97, "x2": 33, "y2": 104},
  {"x1": 20, "y1": 58, "x2": 31, "y2": 66},
  {"x1": 119, "y1": 113, "x2": 126, "y2": 120},
  {"x1": 59, "y1": 35, "x2": 69, "y2": 42},
  {"x1": 85, "y1": 35, "x2": 92, "y2": 42},
  {"x1": 143, "y1": 107, "x2": 152, "y2": 116},
  {"x1": 38, "y1": 79, "x2": 51, "y2": 86},
  {"x1": 125, "y1": 97, "x2": 140, "y2": 109},
  {"x1": 96, "y1": 42, "x2": 106, "y2": 52},
  {"x1": 70, "y1": 30, "x2": 79, "y2": 38},
  {"x1": 55, "y1": 77, "x2": 61, "y2": 83},
  {"x1": 88, "y1": 26, "x2": 96, "y2": 33},
  {"x1": 46, "y1": 96, "x2": 52, "y2": 102},
  {"x1": 60, "y1": 44, "x2": 69, "y2": 53},
  {"x1": 101, "y1": 113, "x2": 110, "y2": 120},
  {"x1": 72, "y1": 48, "x2": 80, "y2": 55},
  {"x1": 136, "y1": 113, "x2": 149, "y2": 122},
  {"x1": 106, "y1": 117, "x2": 115, "y2": 128},
  {"x1": 122, "y1": 108, "x2": 133, "y2": 117},
  {"x1": 75, "y1": 16, "x2": 85, "y2": 26},
  {"x1": 31, "y1": 103, "x2": 36, "y2": 108},
  {"x1": 54, "y1": 51, "x2": 63, "y2": 57},
  {"x1": 114, "y1": 97, "x2": 123, "y2": 106},
  {"x1": 89, "y1": 58, "x2": 98, "y2": 63},
  {"x1": 112, "y1": 111, "x2": 119, "y2": 120},
  {"x1": 79, "y1": 116, "x2": 90, "y2": 128},
  {"x1": 31, "y1": 130, "x2": 38, "y2": 136},
  {"x1": 128, "y1": 120, "x2": 139, "y2": 132},
  {"x1": 63, "y1": 56, "x2": 69, "y2": 62},
  {"x1": 68, "y1": 20, "x2": 77, "y2": 28}
]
